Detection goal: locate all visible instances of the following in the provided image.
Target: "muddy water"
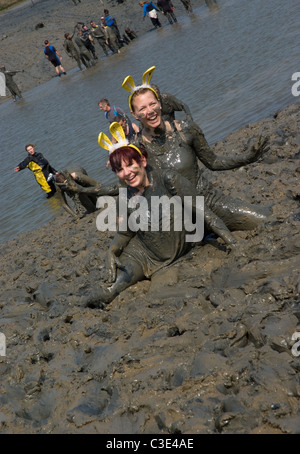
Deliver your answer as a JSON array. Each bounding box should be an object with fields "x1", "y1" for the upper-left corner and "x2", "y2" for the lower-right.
[{"x1": 0, "y1": 0, "x2": 298, "y2": 243}]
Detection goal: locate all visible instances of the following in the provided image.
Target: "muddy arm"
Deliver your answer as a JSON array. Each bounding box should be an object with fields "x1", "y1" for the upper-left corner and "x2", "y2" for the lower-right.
[
  {"x1": 56, "y1": 186, "x2": 78, "y2": 218},
  {"x1": 190, "y1": 122, "x2": 269, "y2": 170},
  {"x1": 57, "y1": 179, "x2": 121, "y2": 197},
  {"x1": 73, "y1": 173, "x2": 101, "y2": 187},
  {"x1": 162, "y1": 93, "x2": 193, "y2": 122}
]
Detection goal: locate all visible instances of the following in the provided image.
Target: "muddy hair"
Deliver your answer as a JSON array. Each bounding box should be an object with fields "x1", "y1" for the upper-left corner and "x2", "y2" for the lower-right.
[
  {"x1": 130, "y1": 87, "x2": 160, "y2": 112},
  {"x1": 109, "y1": 146, "x2": 148, "y2": 173},
  {"x1": 55, "y1": 172, "x2": 68, "y2": 184}
]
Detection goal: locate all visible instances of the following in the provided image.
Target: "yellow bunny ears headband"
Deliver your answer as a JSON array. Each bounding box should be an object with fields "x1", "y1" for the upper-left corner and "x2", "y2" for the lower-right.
[
  {"x1": 98, "y1": 122, "x2": 142, "y2": 155},
  {"x1": 122, "y1": 66, "x2": 159, "y2": 110}
]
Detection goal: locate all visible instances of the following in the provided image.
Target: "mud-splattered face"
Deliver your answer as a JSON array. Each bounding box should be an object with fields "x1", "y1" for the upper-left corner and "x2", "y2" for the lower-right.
[
  {"x1": 116, "y1": 157, "x2": 148, "y2": 191},
  {"x1": 131, "y1": 90, "x2": 162, "y2": 130}
]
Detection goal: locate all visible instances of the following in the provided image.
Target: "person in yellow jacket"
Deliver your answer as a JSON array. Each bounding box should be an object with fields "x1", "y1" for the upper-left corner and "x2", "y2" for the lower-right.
[{"x1": 14, "y1": 144, "x2": 58, "y2": 198}]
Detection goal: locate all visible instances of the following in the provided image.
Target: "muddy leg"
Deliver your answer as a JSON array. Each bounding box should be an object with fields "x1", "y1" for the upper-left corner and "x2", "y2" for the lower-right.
[
  {"x1": 210, "y1": 196, "x2": 272, "y2": 231},
  {"x1": 80, "y1": 260, "x2": 145, "y2": 308}
]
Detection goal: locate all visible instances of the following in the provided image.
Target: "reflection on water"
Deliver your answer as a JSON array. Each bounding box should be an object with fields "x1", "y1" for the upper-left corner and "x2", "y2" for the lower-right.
[{"x1": 0, "y1": 0, "x2": 298, "y2": 243}]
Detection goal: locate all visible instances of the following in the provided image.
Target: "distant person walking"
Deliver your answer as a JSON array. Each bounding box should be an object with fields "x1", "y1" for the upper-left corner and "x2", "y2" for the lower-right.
[
  {"x1": 0, "y1": 65, "x2": 24, "y2": 102},
  {"x1": 44, "y1": 40, "x2": 66, "y2": 77},
  {"x1": 14, "y1": 144, "x2": 58, "y2": 198},
  {"x1": 139, "y1": 1, "x2": 162, "y2": 28},
  {"x1": 180, "y1": 0, "x2": 193, "y2": 15},
  {"x1": 157, "y1": 0, "x2": 177, "y2": 24}
]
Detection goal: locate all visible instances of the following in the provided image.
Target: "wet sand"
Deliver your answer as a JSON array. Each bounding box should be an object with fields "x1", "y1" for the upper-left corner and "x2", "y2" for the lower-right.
[
  {"x1": 0, "y1": 97, "x2": 299, "y2": 433},
  {"x1": 1, "y1": 0, "x2": 300, "y2": 435}
]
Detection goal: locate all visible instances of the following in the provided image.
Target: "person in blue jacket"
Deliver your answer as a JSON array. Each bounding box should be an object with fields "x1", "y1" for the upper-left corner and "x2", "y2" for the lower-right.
[
  {"x1": 139, "y1": 1, "x2": 162, "y2": 28},
  {"x1": 44, "y1": 40, "x2": 66, "y2": 77},
  {"x1": 103, "y1": 9, "x2": 121, "y2": 42}
]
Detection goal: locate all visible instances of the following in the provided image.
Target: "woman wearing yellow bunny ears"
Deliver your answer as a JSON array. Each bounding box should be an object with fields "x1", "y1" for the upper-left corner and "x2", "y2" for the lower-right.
[
  {"x1": 122, "y1": 66, "x2": 272, "y2": 232},
  {"x1": 77, "y1": 122, "x2": 236, "y2": 308},
  {"x1": 61, "y1": 66, "x2": 271, "y2": 234}
]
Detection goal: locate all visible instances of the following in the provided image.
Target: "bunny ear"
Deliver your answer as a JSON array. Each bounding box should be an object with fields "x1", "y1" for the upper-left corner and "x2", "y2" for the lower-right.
[
  {"x1": 142, "y1": 66, "x2": 156, "y2": 86},
  {"x1": 98, "y1": 132, "x2": 113, "y2": 151},
  {"x1": 122, "y1": 75, "x2": 136, "y2": 93},
  {"x1": 110, "y1": 122, "x2": 126, "y2": 143}
]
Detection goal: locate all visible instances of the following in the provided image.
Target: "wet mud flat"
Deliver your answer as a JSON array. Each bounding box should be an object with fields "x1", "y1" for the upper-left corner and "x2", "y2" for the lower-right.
[
  {"x1": 0, "y1": 0, "x2": 191, "y2": 100},
  {"x1": 0, "y1": 101, "x2": 300, "y2": 434}
]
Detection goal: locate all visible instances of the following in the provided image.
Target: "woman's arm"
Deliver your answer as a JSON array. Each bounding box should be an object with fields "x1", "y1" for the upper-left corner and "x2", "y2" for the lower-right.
[{"x1": 188, "y1": 122, "x2": 269, "y2": 170}]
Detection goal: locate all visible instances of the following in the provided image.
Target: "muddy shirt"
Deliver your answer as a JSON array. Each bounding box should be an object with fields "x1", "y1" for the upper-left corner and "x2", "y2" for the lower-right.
[
  {"x1": 134, "y1": 119, "x2": 258, "y2": 208},
  {"x1": 116, "y1": 168, "x2": 193, "y2": 277},
  {"x1": 135, "y1": 120, "x2": 206, "y2": 189}
]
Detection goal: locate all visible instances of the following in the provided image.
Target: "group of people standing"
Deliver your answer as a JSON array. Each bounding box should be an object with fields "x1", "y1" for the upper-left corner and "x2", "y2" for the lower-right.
[
  {"x1": 46, "y1": 11, "x2": 138, "y2": 76},
  {"x1": 140, "y1": 0, "x2": 194, "y2": 28}
]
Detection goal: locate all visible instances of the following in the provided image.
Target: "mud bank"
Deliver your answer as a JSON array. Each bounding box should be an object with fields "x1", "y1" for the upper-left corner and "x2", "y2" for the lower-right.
[{"x1": 0, "y1": 101, "x2": 299, "y2": 434}]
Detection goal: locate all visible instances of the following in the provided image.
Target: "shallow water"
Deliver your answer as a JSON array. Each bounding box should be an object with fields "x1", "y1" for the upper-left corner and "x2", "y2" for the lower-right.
[{"x1": 0, "y1": 0, "x2": 298, "y2": 243}]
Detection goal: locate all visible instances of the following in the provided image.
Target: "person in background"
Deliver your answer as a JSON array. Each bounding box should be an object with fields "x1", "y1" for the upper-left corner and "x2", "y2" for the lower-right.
[
  {"x1": 103, "y1": 8, "x2": 122, "y2": 43},
  {"x1": 100, "y1": 17, "x2": 121, "y2": 54},
  {"x1": 55, "y1": 166, "x2": 99, "y2": 218},
  {"x1": 139, "y1": 1, "x2": 162, "y2": 28},
  {"x1": 44, "y1": 40, "x2": 66, "y2": 77},
  {"x1": 98, "y1": 98, "x2": 127, "y2": 123},
  {"x1": 80, "y1": 25, "x2": 98, "y2": 59},
  {"x1": 14, "y1": 144, "x2": 58, "y2": 199},
  {"x1": 157, "y1": 0, "x2": 177, "y2": 24},
  {"x1": 89, "y1": 20, "x2": 110, "y2": 57},
  {"x1": 0, "y1": 65, "x2": 24, "y2": 102},
  {"x1": 114, "y1": 114, "x2": 140, "y2": 141},
  {"x1": 180, "y1": 0, "x2": 193, "y2": 15},
  {"x1": 74, "y1": 30, "x2": 95, "y2": 68},
  {"x1": 124, "y1": 27, "x2": 137, "y2": 42},
  {"x1": 63, "y1": 32, "x2": 83, "y2": 70}
]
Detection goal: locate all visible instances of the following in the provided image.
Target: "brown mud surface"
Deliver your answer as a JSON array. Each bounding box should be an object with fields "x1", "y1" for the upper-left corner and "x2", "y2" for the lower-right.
[{"x1": 0, "y1": 99, "x2": 299, "y2": 434}]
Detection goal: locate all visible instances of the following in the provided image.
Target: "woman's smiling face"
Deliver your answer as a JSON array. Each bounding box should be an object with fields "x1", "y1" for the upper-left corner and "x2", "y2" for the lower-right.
[
  {"x1": 131, "y1": 90, "x2": 162, "y2": 130},
  {"x1": 116, "y1": 156, "x2": 148, "y2": 191}
]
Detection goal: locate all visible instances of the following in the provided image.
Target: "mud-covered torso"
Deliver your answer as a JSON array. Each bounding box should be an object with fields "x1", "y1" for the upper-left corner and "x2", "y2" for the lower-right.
[
  {"x1": 118, "y1": 168, "x2": 190, "y2": 266},
  {"x1": 135, "y1": 120, "x2": 201, "y2": 188}
]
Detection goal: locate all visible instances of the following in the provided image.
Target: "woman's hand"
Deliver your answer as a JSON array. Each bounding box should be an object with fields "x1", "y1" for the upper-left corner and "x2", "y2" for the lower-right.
[
  {"x1": 246, "y1": 135, "x2": 270, "y2": 162},
  {"x1": 105, "y1": 249, "x2": 123, "y2": 283}
]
